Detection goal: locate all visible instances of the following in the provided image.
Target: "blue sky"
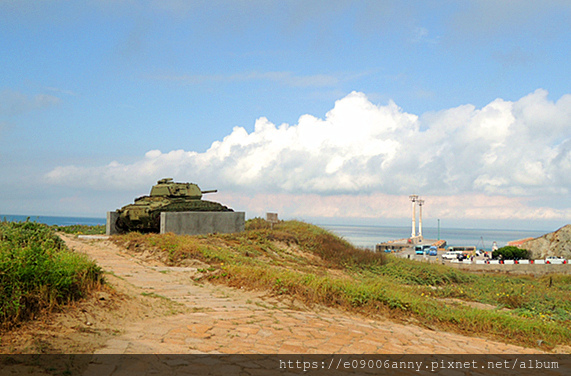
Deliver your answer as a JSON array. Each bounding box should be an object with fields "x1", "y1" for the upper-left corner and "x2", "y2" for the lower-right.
[{"x1": 1, "y1": 0, "x2": 570, "y2": 231}]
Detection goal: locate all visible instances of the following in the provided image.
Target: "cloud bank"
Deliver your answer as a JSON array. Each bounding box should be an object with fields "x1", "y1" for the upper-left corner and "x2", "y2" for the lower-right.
[
  {"x1": 46, "y1": 89, "x2": 570, "y2": 192},
  {"x1": 45, "y1": 89, "x2": 571, "y2": 221}
]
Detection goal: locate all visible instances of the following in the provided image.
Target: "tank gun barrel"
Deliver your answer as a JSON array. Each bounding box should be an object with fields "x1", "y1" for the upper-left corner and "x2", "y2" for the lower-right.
[{"x1": 201, "y1": 189, "x2": 218, "y2": 194}]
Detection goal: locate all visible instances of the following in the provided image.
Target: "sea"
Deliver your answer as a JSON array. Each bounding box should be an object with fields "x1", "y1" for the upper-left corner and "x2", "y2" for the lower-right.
[
  {"x1": 320, "y1": 224, "x2": 546, "y2": 251},
  {"x1": 1, "y1": 214, "x2": 547, "y2": 252},
  {"x1": 1, "y1": 214, "x2": 106, "y2": 227}
]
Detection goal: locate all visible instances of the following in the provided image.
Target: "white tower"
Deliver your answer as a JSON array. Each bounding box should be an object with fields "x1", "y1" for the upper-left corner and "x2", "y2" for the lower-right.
[
  {"x1": 409, "y1": 195, "x2": 418, "y2": 238},
  {"x1": 417, "y1": 199, "x2": 424, "y2": 239}
]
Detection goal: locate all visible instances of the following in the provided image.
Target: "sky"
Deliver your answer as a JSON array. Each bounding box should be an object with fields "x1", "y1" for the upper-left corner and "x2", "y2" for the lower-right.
[{"x1": 1, "y1": 0, "x2": 570, "y2": 231}]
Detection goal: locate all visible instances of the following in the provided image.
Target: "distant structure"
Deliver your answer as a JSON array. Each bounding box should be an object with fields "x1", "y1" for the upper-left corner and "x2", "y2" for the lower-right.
[
  {"x1": 409, "y1": 194, "x2": 424, "y2": 243},
  {"x1": 417, "y1": 199, "x2": 424, "y2": 238},
  {"x1": 266, "y1": 212, "x2": 279, "y2": 229},
  {"x1": 376, "y1": 195, "x2": 444, "y2": 253},
  {"x1": 409, "y1": 195, "x2": 418, "y2": 238}
]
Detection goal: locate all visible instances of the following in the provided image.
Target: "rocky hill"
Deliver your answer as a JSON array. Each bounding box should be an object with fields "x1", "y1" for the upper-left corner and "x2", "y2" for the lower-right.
[{"x1": 521, "y1": 224, "x2": 571, "y2": 259}]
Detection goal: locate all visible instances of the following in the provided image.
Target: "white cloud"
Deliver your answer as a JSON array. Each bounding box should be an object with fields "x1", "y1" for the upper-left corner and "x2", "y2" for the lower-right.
[{"x1": 44, "y1": 89, "x2": 571, "y2": 220}]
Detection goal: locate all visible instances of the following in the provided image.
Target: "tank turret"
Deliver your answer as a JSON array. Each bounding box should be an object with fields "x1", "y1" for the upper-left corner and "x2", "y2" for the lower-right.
[
  {"x1": 115, "y1": 178, "x2": 233, "y2": 233},
  {"x1": 149, "y1": 178, "x2": 217, "y2": 199}
]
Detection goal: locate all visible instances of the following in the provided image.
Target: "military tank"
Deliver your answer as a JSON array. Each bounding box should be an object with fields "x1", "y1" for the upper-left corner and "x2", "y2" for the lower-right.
[{"x1": 115, "y1": 178, "x2": 233, "y2": 233}]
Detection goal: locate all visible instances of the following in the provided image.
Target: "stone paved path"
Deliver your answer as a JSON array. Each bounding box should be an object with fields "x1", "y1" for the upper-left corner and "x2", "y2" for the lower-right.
[{"x1": 64, "y1": 235, "x2": 543, "y2": 355}]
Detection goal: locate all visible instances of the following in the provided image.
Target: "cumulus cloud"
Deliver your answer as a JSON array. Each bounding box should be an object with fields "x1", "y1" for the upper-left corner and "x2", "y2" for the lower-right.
[
  {"x1": 46, "y1": 90, "x2": 571, "y2": 199},
  {"x1": 44, "y1": 90, "x2": 571, "y2": 220}
]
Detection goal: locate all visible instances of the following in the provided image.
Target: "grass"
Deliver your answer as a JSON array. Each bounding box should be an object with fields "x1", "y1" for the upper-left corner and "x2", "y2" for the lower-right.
[
  {"x1": 112, "y1": 219, "x2": 571, "y2": 350},
  {"x1": 51, "y1": 224, "x2": 106, "y2": 235},
  {"x1": 0, "y1": 220, "x2": 103, "y2": 328}
]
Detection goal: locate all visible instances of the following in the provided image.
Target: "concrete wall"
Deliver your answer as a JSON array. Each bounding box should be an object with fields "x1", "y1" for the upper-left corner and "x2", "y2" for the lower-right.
[
  {"x1": 448, "y1": 262, "x2": 570, "y2": 276},
  {"x1": 106, "y1": 211, "x2": 120, "y2": 235},
  {"x1": 160, "y1": 211, "x2": 245, "y2": 236}
]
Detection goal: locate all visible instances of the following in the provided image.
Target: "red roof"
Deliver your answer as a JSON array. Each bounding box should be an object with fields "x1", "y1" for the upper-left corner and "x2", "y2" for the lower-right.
[{"x1": 507, "y1": 237, "x2": 535, "y2": 247}]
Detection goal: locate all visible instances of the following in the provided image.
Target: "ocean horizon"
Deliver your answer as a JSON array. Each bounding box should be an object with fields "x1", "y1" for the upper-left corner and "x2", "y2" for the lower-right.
[
  {"x1": 319, "y1": 223, "x2": 547, "y2": 251},
  {"x1": 2, "y1": 214, "x2": 548, "y2": 251},
  {"x1": 1, "y1": 214, "x2": 106, "y2": 227}
]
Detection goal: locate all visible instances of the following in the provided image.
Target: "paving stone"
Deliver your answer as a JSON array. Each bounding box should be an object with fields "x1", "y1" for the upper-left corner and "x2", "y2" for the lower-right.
[{"x1": 64, "y1": 236, "x2": 547, "y2": 356}]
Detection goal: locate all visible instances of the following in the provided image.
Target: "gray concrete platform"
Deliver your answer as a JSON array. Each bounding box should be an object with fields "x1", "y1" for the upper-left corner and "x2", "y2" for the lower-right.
[{"x1": 160, "y1": 211, "x2": 245, "y2": 236}]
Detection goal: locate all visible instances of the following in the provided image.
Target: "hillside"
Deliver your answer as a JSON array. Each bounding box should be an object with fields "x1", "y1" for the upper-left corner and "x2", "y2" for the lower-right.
[
  {"x1": 1, "y1": 219, "x2": 569, "y2": 355},
  {"x1": 110, "y1": 219, "x2": 570, "y2": 350},
  {"x1": 521, "y1": 224, "x2": 571, "y2": 259}
]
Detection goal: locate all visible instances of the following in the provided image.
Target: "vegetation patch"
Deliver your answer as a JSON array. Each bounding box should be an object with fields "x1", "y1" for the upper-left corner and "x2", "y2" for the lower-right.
[
  {"x1": 0, "y1": 220, "x2": 103, "y2": 328},
  {"x1": 112, "y1": 219, "x2": 570, "y2": 350},
  {"x1": 493, "y1": 245, "x2": 529, "y2": 260},
  {"x1": 374, "y1": 257, "x2": 474, "y2": 285},
  {"x1": 51, "y1": 224, "x2": 106, "y2": 235}
]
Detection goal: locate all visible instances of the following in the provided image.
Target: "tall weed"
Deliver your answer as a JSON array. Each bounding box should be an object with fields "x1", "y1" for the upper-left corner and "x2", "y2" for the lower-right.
[{"x1": 0, "y1": 220, "x2": 102, "y2": 327}]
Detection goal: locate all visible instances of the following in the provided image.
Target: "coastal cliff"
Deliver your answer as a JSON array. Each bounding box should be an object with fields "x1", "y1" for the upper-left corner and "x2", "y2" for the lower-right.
[{"x1": 521, "y1": 224, "x2": 571, "y2": 259}]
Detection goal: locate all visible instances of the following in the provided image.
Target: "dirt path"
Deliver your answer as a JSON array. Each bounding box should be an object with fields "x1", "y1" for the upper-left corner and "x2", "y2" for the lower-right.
[{"x1": 35, "y1": 234, "x2": 545, "y2": 355}]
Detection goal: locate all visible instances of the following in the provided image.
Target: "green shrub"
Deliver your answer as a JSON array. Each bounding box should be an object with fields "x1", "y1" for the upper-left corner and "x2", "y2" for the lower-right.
[
  {"x1": 493, "y1": 246, "x2": 529, "y2": 260},
  {"x1": 0, "y1": 220, "x2": 103, "y2": 327}
]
